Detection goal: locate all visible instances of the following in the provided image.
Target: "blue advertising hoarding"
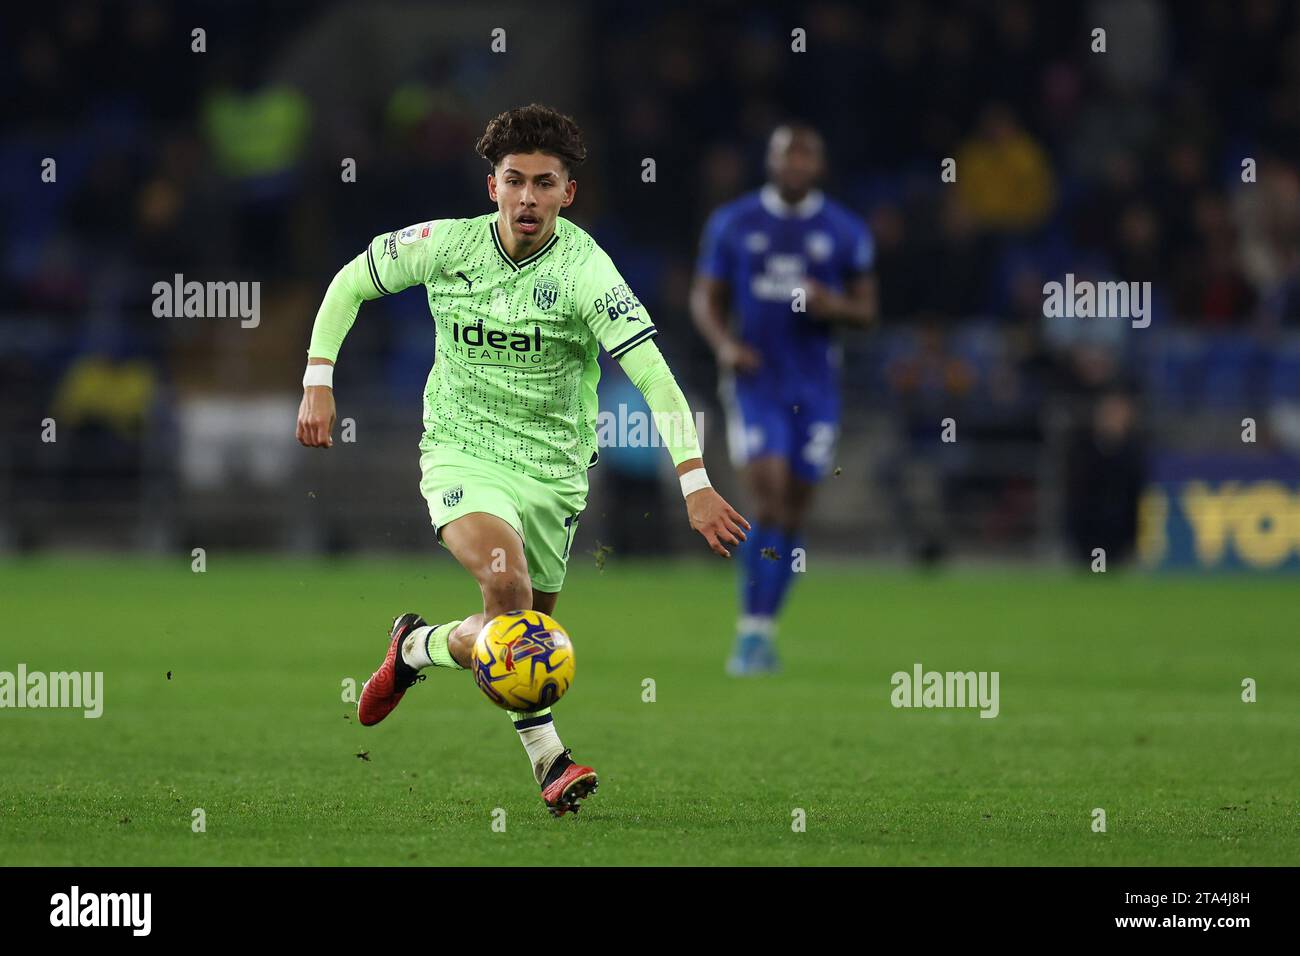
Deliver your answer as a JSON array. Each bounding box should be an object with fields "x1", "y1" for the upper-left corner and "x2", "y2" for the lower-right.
[{"x1": 1140, "y1": 454, "x2": 1300, "y2": 570}]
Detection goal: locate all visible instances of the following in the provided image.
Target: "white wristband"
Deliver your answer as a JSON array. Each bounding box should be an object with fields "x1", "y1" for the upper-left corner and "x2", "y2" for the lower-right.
[
  {"x1": 679, "y1": 467, "x2": 711, "y2": 498},
  {"x1": 303, "y1": 364, "x2": 334, "y2": 388}
]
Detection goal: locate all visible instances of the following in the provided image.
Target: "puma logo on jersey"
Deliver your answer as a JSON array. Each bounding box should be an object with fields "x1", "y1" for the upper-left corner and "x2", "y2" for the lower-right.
[{"x1": 455, "y1": 271, "x2": 480, "y2": 293}]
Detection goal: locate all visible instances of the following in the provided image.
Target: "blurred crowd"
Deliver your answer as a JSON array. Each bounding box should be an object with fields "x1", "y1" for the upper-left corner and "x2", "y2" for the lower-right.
[{"x1": 5, "y1": 0, "x2": 1300, "y2": 559}]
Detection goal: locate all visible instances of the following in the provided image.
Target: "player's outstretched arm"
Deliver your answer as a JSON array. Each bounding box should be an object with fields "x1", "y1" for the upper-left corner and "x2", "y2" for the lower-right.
[
  {"x1": 296, "y1": 251, "x2": 369, "y2": 449},
  {"x1": 616, "y1": 339, "x2": 750, "y2": 558},
  {"x1": 296, "y1": 224, "x2": 439, "y2": 448}
]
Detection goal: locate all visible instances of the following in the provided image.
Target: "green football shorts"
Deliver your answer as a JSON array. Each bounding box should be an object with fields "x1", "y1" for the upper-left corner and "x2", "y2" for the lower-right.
[{"x1": 419, "y1": 444, "x2": 589, "y2": 593}]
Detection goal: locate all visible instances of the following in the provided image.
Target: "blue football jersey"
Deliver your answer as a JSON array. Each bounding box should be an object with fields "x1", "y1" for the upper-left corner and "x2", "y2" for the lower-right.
[{"x1": 696, "y1": 184, "x2": 874, "y2": 388}]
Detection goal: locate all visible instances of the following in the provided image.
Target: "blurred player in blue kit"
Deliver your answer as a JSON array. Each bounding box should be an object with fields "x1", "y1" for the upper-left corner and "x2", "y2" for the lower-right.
[{"x1": 691, "y1": 124, "x2": 878, "y2": 674}]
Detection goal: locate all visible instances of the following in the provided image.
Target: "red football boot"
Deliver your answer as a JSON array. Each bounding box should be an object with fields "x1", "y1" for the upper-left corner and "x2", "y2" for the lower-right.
[
  {"x1": 358, "y1": 613, "x2": 428, "y2": 726},
  {"x1": 540, "y1": 750, "x2": 599, "y2": 817}
]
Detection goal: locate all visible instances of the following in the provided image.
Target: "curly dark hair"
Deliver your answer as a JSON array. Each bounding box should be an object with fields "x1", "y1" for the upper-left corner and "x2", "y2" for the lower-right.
[{"x1": 474, "y1": 103, "x2": 588, "y2": 178}]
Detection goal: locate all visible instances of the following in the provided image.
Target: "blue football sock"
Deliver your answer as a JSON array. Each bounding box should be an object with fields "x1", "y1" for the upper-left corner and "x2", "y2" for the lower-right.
[
  {"x1": 767, "y1": 530, "x2": 803, "y2": 619},
  {"x1": 748, "y1": 524, "x2": 790, "y2": 618},
  {"x1": 740, "y1": 522, "x2": 781, "y2": 620}
]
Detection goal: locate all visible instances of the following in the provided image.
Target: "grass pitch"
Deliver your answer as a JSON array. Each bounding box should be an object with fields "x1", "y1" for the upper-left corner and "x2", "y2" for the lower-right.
[{"x1": 1, "y1": 556, "x2": 1295, "y2": 865}]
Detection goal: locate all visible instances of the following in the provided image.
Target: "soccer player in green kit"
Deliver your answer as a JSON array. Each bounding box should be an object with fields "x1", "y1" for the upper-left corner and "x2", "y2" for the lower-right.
[{"x1": 296, "y1": 104, "x2": 749, "y2": 816}]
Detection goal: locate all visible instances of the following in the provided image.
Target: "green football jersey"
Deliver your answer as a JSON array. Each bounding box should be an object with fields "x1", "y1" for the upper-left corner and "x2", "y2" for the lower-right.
[{"x1": 362, "y1": 213, "x2": 658, "y2": 480}]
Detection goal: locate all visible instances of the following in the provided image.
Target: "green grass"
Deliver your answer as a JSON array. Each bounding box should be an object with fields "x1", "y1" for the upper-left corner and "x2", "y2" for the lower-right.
[{"x1": 0, "y1": 556, "x2": 1296, "y2": 865}]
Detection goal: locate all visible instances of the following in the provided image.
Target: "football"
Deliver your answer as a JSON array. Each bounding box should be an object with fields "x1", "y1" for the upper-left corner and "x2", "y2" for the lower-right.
[{"x1": 472, "y1": 610, "x2": 576, "y2": 711}]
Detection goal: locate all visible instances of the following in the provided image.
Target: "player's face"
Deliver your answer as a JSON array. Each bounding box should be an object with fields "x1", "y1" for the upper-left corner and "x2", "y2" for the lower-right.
[
  {"x1": 489, "y1": 152, "x2": 575, "y2": 243},
  {"x1": 767, "y1": 130, "x2": 824, "y2": 196}
]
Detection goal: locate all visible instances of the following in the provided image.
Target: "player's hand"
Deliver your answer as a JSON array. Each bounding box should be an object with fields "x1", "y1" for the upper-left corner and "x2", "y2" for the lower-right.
[
  {"x1": 803, "y1": 278, "x2": 844, "y2": 320},
  {"x1": 296, "y1": 386, "x2": 336, "y2": 448},
  {"x1": 686, "y1": 487, "x2": 750, "y2": 558},
  {"x1": 716, "y1": 337, "x2": 762, "y2": 375}
]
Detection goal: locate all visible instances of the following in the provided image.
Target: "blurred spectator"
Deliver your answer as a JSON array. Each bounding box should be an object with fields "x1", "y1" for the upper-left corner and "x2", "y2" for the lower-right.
[
  {"x1": 879, "y1": 321, "x2": 979, "y2": 563},
  {"x1": 1063, "y1": 389, "x2": 1146, "y2": 566},
  {"x1": 48, "y1": 352, "x2": 158, "y2": 508},
  {"x1": 955, "y1": 104, "x2": 1057, "y2": 234}
]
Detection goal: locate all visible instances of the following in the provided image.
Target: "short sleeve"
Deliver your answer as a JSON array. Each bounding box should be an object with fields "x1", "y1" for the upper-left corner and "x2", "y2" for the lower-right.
[
  {"x1": 577, "y1": 245, "x2": 659, "y2": 360},
  {"x1": 363, "y1": 219, "x2": 450, "y2": 297},
  {"x1": 695, "y1": 207, "x2": 735, "y2": 281}
]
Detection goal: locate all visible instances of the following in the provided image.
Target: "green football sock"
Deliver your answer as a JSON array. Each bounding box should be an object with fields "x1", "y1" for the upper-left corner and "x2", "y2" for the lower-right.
[
  {"x1": 427, "y1": 620, "x2": 465, "y2": 670},
  {"x1": 507, "y1": 706, "x2": 552, "y2": 723}
]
